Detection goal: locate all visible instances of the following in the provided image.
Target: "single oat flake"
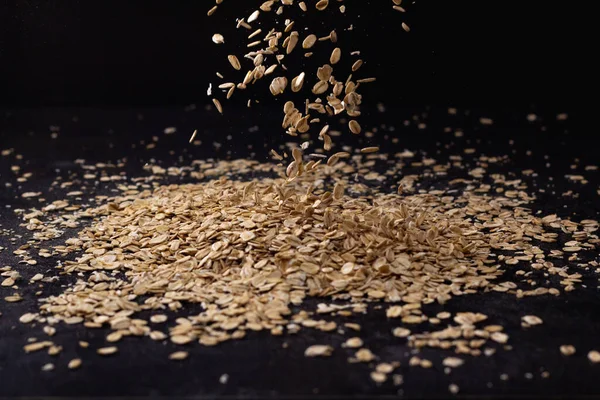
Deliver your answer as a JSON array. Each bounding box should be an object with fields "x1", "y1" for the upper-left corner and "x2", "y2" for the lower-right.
[{"x1": 304, "y1": 345, "x2": 333, "y2": 357}]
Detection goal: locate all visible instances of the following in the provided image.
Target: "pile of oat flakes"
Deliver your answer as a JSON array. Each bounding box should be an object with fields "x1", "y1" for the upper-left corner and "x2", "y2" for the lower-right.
[{"x1": 2, "y1": 141, "x2": 598, "y2": 390}]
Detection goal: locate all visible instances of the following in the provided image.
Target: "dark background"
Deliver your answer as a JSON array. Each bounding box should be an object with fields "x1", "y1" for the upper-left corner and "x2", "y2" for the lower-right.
[{"x1": 0, "y1": 0, "x2": 586, "y2": 109}]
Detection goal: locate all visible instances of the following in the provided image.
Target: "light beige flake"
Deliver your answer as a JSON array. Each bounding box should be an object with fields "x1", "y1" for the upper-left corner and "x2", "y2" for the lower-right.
[
  {"x1": 315, "y1": 0, "x2": 329, "y2": 11},
  {"x1": 312, "y1": 81, "x2": 328, "y2": 95},
  {"x1": 169, "y1": 351, "x2": 189, "y2": 360},
  {"x1": 442, "y1": 357, "x2": 464, "y2": 368},
  {"x1": 367, "y1": 290, "x2": 386, "y2": 299},
  {"x1": 386, "y1": 306, "x2": 402, "y2": 318},
  {"x1": 150, "y1": 314, "x2": 168, "y2": 324},
  {"x1": 97, "y1": 346, "x2": 118, "y2": 356},
  {"x1": 344, "y1": 337, "x2": 363, "y2": 348},
  {"x1": 150, "y1": 331, "x2": 167, "y2": 341},
  {"x1": 302, "y1": 34, "x2": 317, "y2": 49},
  {"x1": 24, "y1": 341, "x2": 53, "y2": 353},
  {"x1": 269, "y1": 77, "x2": 288, "y2": 96},
  {"x1": 212, "y1": 33, "x2": 224, "y2": 44},
  {"x1": 212, "y1": 98, "x2": 223, "y2": 114},
  {"x1": 1, "y1": 277, "x2": 15, "y2": 287},
  {"x1": 355, "y1": 348, "x2": 375, "y2": 362},
  {"x1": 370, "y1": 371, "x2": 387, "y2": 383},
  {"x1": 4, "y1": 294, "x2": 23, "y2": 303},
  {"x1": 304, "y1": 344, "x2": 333, "y2": 357},
  {"x1": 19, "y1": 313, "x2": 37, "y2": 324},
  {"x1": 171, "y1": 335, "x2": 193, "y2": 345},
  {"x1": 291, "y1": 72, "x2": 305, "y2": 92},
  {"x1": 41, "y1": 363, "x2": 54, "y2": 372},
  {"x1": 43, "y1": 326, "x2": 56, "y2": 336},
  {"x1": 188, "y1": 129, "x2": 198, "y2": 144},
  {"x1": 349, "y1": 120, "x2": 361, "y2": 134},
  {"x1": 340, "y1": 262, "x2": 354, "y2": 275},
  {"x1": 64, "y1": 316, "x2": 83, "y2": 325},
  {"x1": 588, "y1": 350, "x2": 600, "y2": 363},
  {"x1": 48, "y1": 345, "x2": 62, "y2": 356},
  {"x1": 360, "y1": 147, "x2": 379, "y2": 154},
  {"x1": 330, "y1": 47, "x2": 341, "y2": 64},
  {"x1": 392, "y1": 327, "x2": 411, "y2": 338},
  {"x1": 106, "y1": 331, "x2": 122, "y2": 343},
  {"x1": 490, "y1": 332, "x2": 508, "y2": 344},
  {"x1": 351, "y1": 59, "x2": 363, "y2": 72},
  {"x1": 247, "y1": 10, "x2": 260, "y2": 23},
  {"x1": 376, "y1": 363, "x2": 394, "y2": 374},
  {"x1": 227, "y1": 55, "x2": 241, "y2": 70},
  {"x1": 68, "y1": 358, "x2": 82, "y2": 369},
  {"x1": 560, "y1": 345, "x2": 576, "y2": 356},
  {"x1": 333, "y1": 182, "x2": 344, "y2": 200},
  {"x1": 287, "y1": 31, "x2": 299, "y2": 54},
  {"x1": 521, "y1": 315, "x2": 543, "y2": 327}
]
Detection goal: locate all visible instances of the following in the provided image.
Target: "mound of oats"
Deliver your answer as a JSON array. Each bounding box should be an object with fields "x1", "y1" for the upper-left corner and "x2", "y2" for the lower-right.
[
  {"x1": 9, "y1": 154, "x2": 589, "y2": 352},
  {"x1": 1, "y1": 142, "x2": 595, "y2": 389}
]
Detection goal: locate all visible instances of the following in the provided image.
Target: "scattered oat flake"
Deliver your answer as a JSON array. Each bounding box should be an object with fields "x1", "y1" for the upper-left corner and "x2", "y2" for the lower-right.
[
  {"x1": 443, "y1": 357, "x2": 464, "y2": 368},
  {"x1": 522, "y1": 315, "x2": 543, "y2": 326},
  {"x1": 1, "y1": 278, "x2": 15, "y2": 287},
  {"x1": 392, "y1": 327, "x2": 411, "y2": 338},
  {"x1": 355, "y1": 348, "x2": 375, "y2": 362},
  {"x1": 48, "y1": 345, "x2": 62, "y2": 356},
  {"x1": 41, "y1": 363, "x2": 54, "y2": 372},
  {"x1": 376, "y1": 363, "x2": 394, "y2": 374},
  {"x1": 360, "y1": 146, "x2": 379, "y2": 154},
  {"x1": 150, "y1": 314, "x2": 168, "y2": 324},
  {"x1": 386, "y1": 305, "x2": 402, "y2": 318},
  {"x1": 560, "y1": 345, "x2": 576, "y2": 356},
  {"x1": 97, "y1": 346, "x2": 118, "y2": 356},
  {"x1": 305, "y1": 345, "x2": 333, "y2": 357},
  {"x1": 169, "y1": 351, "x2": 189, "y2": 360},
  {"x1": 449, "y1": 383, "x2": 460, "y2": 394},
  {"x1": 588, "y1": 351, "x2": 600, "y2": 363},
  {"x1": 344, "y1": 337, "x2": 363, "y2": 348},
  {"x1": 212, "y1": 33, "x2": 224, "y2": 44},
  {"x1": 24, "y1": 341, "x2": 53, "y2": 353},
  {"x1": 490, "y1": 332, "x2": 509, "y2": 344},
  {"x1": 189, "y1": 130, "x2": 198, "y2": 143},
  {"x1": 370, "y1": 371, "x2": 387, "y2": 383}
]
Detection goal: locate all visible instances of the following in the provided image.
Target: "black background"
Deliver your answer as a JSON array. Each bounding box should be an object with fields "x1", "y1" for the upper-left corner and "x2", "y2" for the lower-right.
[{"x1": 0, "y1": 0, "x2": 586, "y2": 109}]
